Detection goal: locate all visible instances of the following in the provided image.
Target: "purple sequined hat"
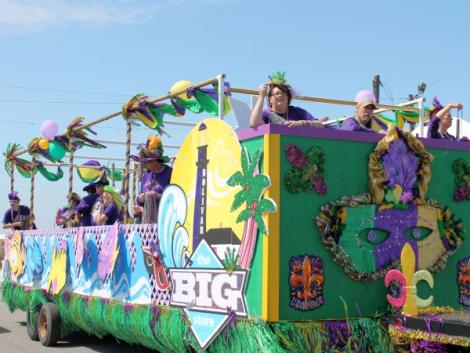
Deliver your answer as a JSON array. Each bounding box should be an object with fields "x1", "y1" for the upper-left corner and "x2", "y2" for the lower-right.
[{"x1": 8, "y1": 191, "x2": 19, "y2": 201}]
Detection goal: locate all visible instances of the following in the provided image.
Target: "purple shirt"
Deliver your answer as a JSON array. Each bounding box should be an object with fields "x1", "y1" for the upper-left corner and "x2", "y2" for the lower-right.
[
  {"x1": 262, "y1": 106, "x2": 315, "y2": 124},
  {"x1": 341, "y1": 116, "x2": 375, "y2": 133},
  {"x1": 427, "y1": 116, "x2": 456, "y2": 140},
  {"x1": 75, "y1": 193, "x2": 99, "y2": 227},
  {"x1": 138, "y1": 165, "x2": 173, "y2": 206},
  {"x1": 103, "y1": 203, "x2": 122, "y2": 225},
  {"x1": 3, "y1": 205, "x2": 32, "y2": 230}
]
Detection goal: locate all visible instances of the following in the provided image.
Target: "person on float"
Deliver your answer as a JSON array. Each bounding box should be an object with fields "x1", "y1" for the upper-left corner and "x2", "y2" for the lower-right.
[
  {"x1": 75, "y1": 182, "x2": 99, "y2": 227},
  {"x1": 55, "y1": 192, "x2": 81, "y2": 228},
  {"x1": 90, "y1": 173, "x2": 110, "y2": 226},
  {"x1": 3, "y1": 191, "x2": 35, "y2": 230},
  {"x1": 427, "y1": 97, "x2": 466, "y2": 141},
  {"x1": 131, "y1": 135, "x2": 172, "y2": 224},
  {"x1": 95, "y1": 186, "x2": 124, "y2": 225},
  {"x1": 341, "y1": 91, "x2": 387, "y2": 133},
  {"x1": 250, "y1": 72, "x2": 324, "y2": 129}
]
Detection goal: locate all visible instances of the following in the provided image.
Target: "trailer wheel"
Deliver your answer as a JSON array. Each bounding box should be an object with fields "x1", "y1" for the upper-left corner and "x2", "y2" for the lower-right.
[
  {"x1": 26, "y1": 309, "x2": 39, "y2": 341},
  {"x1": 38, "y1": 303, "x2": 61, "y2": 346}
]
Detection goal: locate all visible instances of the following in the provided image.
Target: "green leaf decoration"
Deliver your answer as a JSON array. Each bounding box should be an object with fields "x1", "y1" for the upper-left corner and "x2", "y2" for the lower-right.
[
  {"x1": 254, "y1": 213, "x2": 267, "y2": 235},
  {"x1": 227, "y1": 147, "x2": 277, "y2": 236},
  {"x1": 240, "y1": 148, "x2": 250, "y2": 176},
  {"x1": 257, "y1": 198, "x2": 276, "y2": 213},
  {"x1": 236, "y1": 208, "x2": 252, "y2": 223},
  {"x1": 227, "y1": 171, "x2": 243, "y2": 187},
  {"x1": 247, "y1": 149, "x2": 262, "y2": 177},
  {"x1": 246, "y1": 174, "x2": 271, "y2": 204},
  {"x1": 231, "y1": 191, "x2": 247, "y2": 212}
]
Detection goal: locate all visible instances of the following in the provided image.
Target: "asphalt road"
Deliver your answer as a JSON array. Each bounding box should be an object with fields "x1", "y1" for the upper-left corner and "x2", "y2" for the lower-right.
[{"x1": 0, "y1": 295, "x2": 157, "y2": 353}]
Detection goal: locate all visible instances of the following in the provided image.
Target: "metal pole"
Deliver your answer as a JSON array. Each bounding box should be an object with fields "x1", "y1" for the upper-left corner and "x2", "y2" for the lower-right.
[
  {"x1": 373, "y1": 75, "x2": 380, "y2": 103},
  {"x1": 217, "y1": 74, "x2": 225, "y2": 120},
  {"x1": 123, "y1": 120, "x2": 132, "y2": 224},
  {"x1": 418, "y1": 98, "x2": 424, "y2": 138},
  {"x1": 111, "y1": 163, "x2": 116, "y2": 187}
]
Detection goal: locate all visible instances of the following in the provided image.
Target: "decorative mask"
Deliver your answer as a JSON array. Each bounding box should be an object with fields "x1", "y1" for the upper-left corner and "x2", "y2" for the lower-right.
[{"x1": 316, "y1": 127, "x2": 464, "y2": 281}]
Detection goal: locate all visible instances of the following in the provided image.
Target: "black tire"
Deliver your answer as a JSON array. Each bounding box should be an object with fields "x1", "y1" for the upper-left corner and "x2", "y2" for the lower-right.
[
  {"x1": 26, "y1": 309, "x2": 39, "y2": 341},
  {"x1": 38, "y1": 303, "x2": 61, "y2": 346}
]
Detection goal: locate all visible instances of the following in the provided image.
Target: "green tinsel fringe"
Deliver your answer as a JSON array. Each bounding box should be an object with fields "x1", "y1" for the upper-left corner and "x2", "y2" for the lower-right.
[{"x1": 2, "y1": 280, "x2": 395, "y2": 353}]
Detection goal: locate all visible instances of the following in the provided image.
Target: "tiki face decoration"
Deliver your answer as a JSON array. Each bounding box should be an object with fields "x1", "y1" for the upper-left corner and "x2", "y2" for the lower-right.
[{"x1": 316, "y1": 128, "x2": 464, "y2": 281}]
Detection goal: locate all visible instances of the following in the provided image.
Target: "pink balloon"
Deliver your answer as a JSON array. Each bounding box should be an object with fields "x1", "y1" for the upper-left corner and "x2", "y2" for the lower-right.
[
  {"x1": 385, "y1": 269, "x2": 407, "y2": 308},
  {"x1": 354, "y1": 90, "x2": 376, "y2": 103},
  {"x1": 41, "y1": 120, "x2": 58, "y2": 140}
]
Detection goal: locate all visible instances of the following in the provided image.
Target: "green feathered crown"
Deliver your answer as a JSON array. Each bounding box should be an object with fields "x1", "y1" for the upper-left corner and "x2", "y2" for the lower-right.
[{"x1": 269, "y1": 71, "x2": 287, "y2": 85}]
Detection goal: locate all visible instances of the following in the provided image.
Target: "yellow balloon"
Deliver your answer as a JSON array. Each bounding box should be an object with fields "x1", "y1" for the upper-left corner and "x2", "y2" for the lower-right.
[
  {"x1": 169, "y1": 80, "x2": 193, "y2": 101},
  {"x1": 39, "y1": 138, "x2": 49, "y2": 150}
]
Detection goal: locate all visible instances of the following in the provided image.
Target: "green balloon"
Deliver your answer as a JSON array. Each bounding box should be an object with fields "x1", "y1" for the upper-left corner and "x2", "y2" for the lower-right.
[{"x1": 48, "y1": 141, "x2": 66, "y2": 161}]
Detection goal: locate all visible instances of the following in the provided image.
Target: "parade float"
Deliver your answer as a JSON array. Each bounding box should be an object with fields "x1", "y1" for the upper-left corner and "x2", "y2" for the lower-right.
[{"x1": 2, "y1": 75, "x2": 470, "y2": 352}]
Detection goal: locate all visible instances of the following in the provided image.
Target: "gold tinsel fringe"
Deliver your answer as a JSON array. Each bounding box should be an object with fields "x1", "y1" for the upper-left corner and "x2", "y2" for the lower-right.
[{"x1": 389, "y1": 326, "x2": 470, "y2": 348}]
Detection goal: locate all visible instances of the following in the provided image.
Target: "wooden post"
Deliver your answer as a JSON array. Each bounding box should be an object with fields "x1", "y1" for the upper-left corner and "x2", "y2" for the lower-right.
[
  {"x1": 67, "y1": 148, "x2": 74, "y2": 227},
  {"x1": 132, "y1": 162, "x2": 137, "y2": 209},
  {"x1": 123, "y1": 120, "x2": 132, "y2": 223},
  {"x1": 30, "y1": 157, "x2": 36, "y2": 227},
  {"x1": 10, "y1": 160, "x2": 15, "y2": 192}
]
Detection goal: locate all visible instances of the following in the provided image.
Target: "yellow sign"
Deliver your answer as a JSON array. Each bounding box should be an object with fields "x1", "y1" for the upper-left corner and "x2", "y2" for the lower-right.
[{"x1": 171, "y1": 118, "x2": 243, "y2": 253}]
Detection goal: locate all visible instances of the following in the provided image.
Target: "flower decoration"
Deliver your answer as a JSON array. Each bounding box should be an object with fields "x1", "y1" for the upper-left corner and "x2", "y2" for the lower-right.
[{"x1": 284, "y1": 144, "x2": 327, "y2": 195}]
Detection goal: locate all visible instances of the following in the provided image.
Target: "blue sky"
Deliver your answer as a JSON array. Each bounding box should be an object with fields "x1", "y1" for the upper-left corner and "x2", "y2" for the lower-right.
[{"x1": 1, "y1": 0, "x2": 469, "y2": 228}]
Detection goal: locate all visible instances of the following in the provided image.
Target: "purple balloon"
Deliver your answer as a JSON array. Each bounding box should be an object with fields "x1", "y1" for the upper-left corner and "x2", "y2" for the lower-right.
[
  {"x1": 354, "y1": 90, "x2": 376, "y2": 103},
  {"x1": 41, "y1": 120, "x2": 59, "y2": 140}
]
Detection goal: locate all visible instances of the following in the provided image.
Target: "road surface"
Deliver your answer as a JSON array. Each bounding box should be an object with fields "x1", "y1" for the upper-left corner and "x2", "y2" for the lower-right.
[{"x1": 0, "y1": 295, "x2": 157, "y2": 353}]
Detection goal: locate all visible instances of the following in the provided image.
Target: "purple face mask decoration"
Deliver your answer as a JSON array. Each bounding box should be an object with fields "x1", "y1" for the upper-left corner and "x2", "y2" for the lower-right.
[{"x1": 316, "y1": 128, "x2": 464, "y2": 281}]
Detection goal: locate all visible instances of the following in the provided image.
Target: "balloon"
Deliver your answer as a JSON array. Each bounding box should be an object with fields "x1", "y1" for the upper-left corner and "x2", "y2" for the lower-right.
[
  {"x1": 169, "y1": 80, "x2": 193, "y2": 101},
  {"x1": 41, "y1": 120, "x2": 59, "y2": 140},
  {"x1": 48, "y1": 141, "x2": 66, "y2": 161},
  {"x1": 38, "y1": 138, "x2": 49, "y2": 150},
  {"x1": 354, "y1": 90, "x2": 376, "y2": 103}
]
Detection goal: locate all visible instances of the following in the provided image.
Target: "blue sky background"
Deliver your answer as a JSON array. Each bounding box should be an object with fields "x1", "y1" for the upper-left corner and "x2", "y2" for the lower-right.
[{"x1": 1, "y1": 0, "x2": 469, "y2": 228}]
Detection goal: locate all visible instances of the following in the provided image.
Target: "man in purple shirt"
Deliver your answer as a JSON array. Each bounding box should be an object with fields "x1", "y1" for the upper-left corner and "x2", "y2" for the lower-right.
[
  {"x1": 341, "y1": 98, "x2": 386, "y2": 133},
  {"x1": 131, "y1": 136, "x2": 172, "y2": 224},
  {"x1": 3, "y1": 191, "x2": 34, "y2": 230}
]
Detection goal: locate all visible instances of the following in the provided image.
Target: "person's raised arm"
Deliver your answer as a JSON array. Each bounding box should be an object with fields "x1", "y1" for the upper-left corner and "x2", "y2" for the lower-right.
[
  {"x1": 250, "y1": 84, "x2": 268, "y2": 128},
  {"x1": 3, "y1": 222, "x2": 21, "y2": 229},
  {"x1": 436, "y1": 102, "x2": 463, "y2": 119}
]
